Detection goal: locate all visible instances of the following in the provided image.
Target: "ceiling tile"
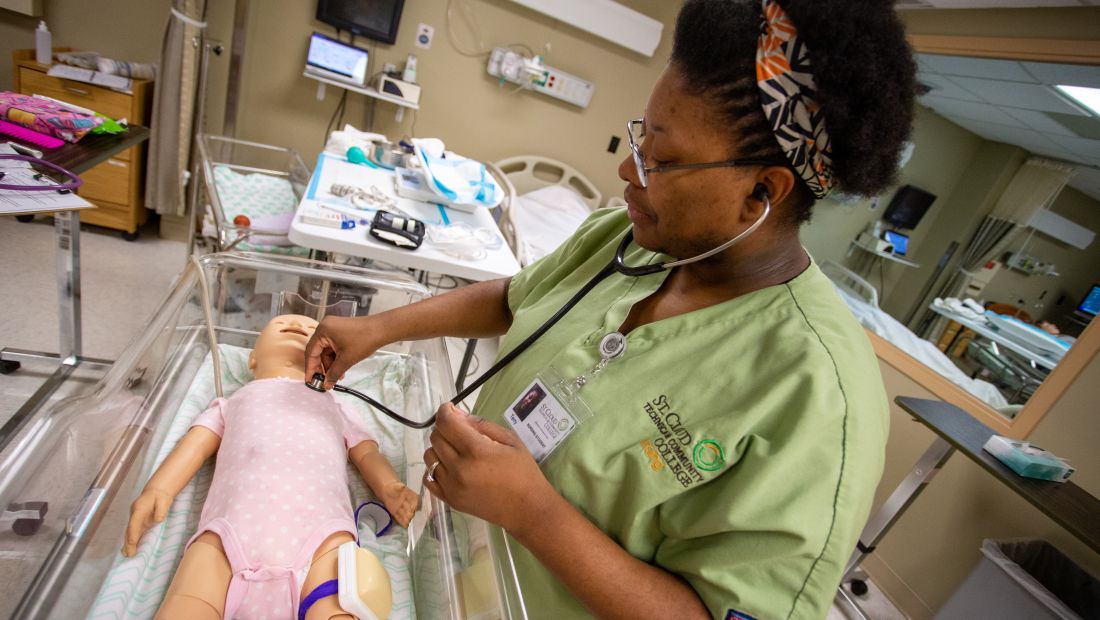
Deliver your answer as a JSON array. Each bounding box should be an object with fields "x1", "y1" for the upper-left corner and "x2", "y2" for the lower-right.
[
  {"x1": 918, "y1": 73, "x2": 983, "y2": 101},
  {"x1": 946, "y1": 77, "x2": 1088, "y2": 115},
  {"x1": 1067, "y1": 167, "x2": 1100, "y2": 203},
  {"x1": 921, "y1": 95, "x2": 1028, "y2": 127},
  {"x1": 1021, "y1": 61, "x2": 1100, "y2": 88},
  {"x1": 917, "y1": 53, "x2": 1035, "y2": 82},
  {"x1": 1002, "y1": 108, "x2": 1078, "y2": 137},
  {"x1": 1052, "y1": 135, "x2": 1100, "y2": 159}
]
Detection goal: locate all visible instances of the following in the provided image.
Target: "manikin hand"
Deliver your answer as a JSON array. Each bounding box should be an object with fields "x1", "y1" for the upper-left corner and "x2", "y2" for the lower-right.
[
  {"x1": 379, "y1": 480, "x2": 419, "y2": 528},
  {"x1": 122, "y1": 487, "x2": 174, "y2": 557}
]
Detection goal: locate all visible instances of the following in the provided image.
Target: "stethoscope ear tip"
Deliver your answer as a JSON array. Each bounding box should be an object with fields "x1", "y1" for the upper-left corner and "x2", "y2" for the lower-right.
[{"x1": 306, "y1": 372, "x2": 327, "y2": 392}]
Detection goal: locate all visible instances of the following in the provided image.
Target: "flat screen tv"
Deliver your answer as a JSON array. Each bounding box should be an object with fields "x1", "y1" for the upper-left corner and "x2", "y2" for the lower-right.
[
  {"x1": 883, "y1": 185, "x2": 936, "y2": 230},
  {"x1": 316, "y1": 0, "x2": 405, "y2": 45}
]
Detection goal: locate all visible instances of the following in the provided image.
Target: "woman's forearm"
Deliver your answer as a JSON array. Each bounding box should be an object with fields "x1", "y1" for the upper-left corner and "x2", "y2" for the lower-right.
[{"x1": 513, "y1": 492, "x2": 710, "y2": 620}]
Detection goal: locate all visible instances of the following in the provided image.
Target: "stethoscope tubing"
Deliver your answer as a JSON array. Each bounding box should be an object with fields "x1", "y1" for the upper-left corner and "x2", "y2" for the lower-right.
[
  {"x1": 0, "y1": 154, "x2": 84, "y2": 192},
  {"x1": 326, "y1": 199, "x2": 769, "y2": 428}
]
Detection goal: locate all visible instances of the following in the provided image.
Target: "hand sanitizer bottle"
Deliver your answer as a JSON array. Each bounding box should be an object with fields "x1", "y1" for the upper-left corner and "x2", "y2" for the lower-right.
[{"x1": 35, "y1": 21, "x2": 52, "y2": 66}]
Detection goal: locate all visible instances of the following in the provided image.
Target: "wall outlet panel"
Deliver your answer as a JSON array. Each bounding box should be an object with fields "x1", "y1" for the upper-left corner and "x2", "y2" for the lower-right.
[
  {"x1": 486, "y1": 48, "x2": 594, "y2": 108},
  {"x1": 531, "y1": 66, "x2": 594, "y2": 108}
]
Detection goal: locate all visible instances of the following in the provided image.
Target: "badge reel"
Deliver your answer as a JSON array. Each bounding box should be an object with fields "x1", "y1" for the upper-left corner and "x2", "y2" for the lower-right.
[
  {"x1": 369, "y1": 210, "x2": 425, "y2": 249},
  {"x1": 504, "y1": 332, "x2": 627, "y2": 464}
]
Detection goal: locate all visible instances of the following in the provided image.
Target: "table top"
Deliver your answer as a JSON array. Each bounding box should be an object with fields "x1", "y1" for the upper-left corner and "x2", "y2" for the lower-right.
[
  {"x1": 850, "y1": 236, "x2": 920, "y2": 268},
  {"x1": 896, "y1": 397, "x2": 1100, "y2": 555},
  {"x1": 1, "y1": 126, "x2": 150, "y2": 216},
  {"x1": 40, "y1": 126, "x2": 150, "y2": 175},
  {"x1": 929, "y1": 304, "x2": 1063, "y2": 370},
  {"x1": 290, "y1": 153, "x2": 521, "y2": 282}
]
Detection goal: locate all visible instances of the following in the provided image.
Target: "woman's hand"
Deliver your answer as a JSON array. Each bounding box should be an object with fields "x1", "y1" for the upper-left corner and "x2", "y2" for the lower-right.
[
  {"x1": 423, "y1": 404, "x2": 555, "y2": 536},
  {"x1": 304, "y1": 316, "x2": 381, "y2": 389}
]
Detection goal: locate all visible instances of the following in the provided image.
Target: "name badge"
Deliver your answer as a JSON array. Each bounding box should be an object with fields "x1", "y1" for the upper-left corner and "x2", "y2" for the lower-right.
[{"x1": 504, "y1": 378, "x2": 577, "y2": 463}]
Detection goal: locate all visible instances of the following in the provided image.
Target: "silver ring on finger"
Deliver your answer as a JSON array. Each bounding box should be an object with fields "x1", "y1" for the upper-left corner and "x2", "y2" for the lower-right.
[{"x1": 426, "y1": 460, "x2": 442, "y2": 483}]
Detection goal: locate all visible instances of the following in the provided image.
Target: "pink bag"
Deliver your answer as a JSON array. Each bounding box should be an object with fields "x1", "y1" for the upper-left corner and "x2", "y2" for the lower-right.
[{"x1": 0, "y1": 91, "x2": 104, "y2": 143}]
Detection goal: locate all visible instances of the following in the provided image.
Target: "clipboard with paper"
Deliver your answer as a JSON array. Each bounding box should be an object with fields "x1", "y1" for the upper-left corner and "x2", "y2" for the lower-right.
[{"x1": 0, "y1": 145, "x2": 92, "y2": 215}]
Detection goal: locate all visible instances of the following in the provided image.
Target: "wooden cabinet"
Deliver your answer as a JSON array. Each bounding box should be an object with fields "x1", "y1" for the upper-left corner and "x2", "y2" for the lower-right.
[{"x1": 12, "y1": 49, "x2": 153, "y2": 237}]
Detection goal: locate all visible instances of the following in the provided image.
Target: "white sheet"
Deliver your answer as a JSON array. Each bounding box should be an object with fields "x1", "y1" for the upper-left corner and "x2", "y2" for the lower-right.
[
  {"x1": 833, "y1": 286, "x2": 1010, "y2": 409},
  {"x1": 511, "y1": 185, "x2": 592, "y2": 265}
]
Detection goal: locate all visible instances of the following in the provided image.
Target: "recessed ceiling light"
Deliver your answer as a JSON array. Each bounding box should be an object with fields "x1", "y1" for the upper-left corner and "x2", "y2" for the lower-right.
[{"x1": 1056, "y1": 85, "x2": 1100, "y2": 117}]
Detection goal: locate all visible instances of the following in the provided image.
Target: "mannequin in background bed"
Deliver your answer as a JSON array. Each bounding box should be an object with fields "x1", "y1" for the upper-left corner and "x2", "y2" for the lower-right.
[{"x1": 122, "y1": 314, "x2": 418, "y2": 620}]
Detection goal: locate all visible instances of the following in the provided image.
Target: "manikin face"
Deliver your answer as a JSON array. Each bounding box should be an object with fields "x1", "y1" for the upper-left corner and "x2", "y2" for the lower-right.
[{"x1": 249, "y1": 314, "x2": 319, "y2": 379}]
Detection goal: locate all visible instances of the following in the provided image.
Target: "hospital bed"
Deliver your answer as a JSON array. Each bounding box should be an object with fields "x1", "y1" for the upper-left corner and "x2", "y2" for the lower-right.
[
  {"x1": 0, "y1": 252, "x2": 526, "y2": 619},
  {"x1": 195, "y1": 134, "x2": 313, "y2": 256},
  {"x1": 493, "y1": 155, "x2": 603, "y2": 266},
  {"x1": 820, "y1": 261, "x2": 1010, "y2": 410}
]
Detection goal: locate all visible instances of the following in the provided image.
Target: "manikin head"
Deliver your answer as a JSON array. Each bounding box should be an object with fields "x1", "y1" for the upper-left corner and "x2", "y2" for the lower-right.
[{"x1": 249, "y1": 314, "x2": 319, "y2": 381}]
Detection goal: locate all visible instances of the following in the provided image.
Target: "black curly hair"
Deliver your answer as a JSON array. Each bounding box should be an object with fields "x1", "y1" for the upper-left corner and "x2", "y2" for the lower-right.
[{"x1": 671, "y1": 0, "x2": 917, "y2": 225}]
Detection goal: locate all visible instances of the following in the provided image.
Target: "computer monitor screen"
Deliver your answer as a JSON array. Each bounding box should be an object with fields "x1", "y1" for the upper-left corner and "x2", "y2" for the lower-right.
[
  {"x1": 306, "y1": 32, "x2": 369, "y2": 86},
  {"x1": 883, "y1": 185, "x2": 936, "y2": 230},
  {"x1": 883, "y1": 230, "x2": 909, "y2": 256},
  {"x1": 1078, "y1": 284, "x2": 1100, "y2": 317},
  {"x1": 316, "y1": 0, "x2": 404, "y2": 45}
]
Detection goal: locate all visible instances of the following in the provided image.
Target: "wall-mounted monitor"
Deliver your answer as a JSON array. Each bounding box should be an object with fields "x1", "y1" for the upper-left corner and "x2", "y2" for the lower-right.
[
  {"x1": 883, "y1": 185, "x2": 936, "y2": 230},
  {"x1": 316, "y1": 0, "x2": 405, "y2": 45},
  {"x1": 1077, "y1": 283, "x2": 1100, "y2": 318},
  {"x1": 304, "y1": 32, "x2": 370, "y2": 87}
]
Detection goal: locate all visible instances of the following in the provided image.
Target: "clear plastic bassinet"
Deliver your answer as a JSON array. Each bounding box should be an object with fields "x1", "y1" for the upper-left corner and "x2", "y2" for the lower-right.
[
  {"x1": 195, "y1": 134, "x2": 313, "y2": 255},
  {"x1": 0, "y1": 252, "x2": 527, "y2": 620}
]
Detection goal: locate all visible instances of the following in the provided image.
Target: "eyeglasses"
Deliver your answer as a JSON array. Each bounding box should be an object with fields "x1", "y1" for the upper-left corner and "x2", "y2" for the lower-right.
[{"x1": 627, "y1": 119, "x2": 782, "y2": 188}]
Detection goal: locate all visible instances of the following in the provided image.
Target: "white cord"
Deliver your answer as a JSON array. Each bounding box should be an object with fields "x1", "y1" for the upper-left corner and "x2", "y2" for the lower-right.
[
  {"x1": 446, "y1": 0, "x2": 488, "y2": 57},
  {"x1": 170, "y1": 6, "x2": 208, "y2": 29},
  {"x1": 191, "y1": 255, "x2": 223, "y2": 398}
]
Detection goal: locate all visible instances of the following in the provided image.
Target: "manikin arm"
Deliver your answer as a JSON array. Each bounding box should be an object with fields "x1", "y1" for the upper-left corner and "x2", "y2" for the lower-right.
[
  {"x1": 122, "y1": 427, "x2": 221, "y2": 556},
  {"x1": 349, "y1": 440, "x2": 418, "y2": 528}
]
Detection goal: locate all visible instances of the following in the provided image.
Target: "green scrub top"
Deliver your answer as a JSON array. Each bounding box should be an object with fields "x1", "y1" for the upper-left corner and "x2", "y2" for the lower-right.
[{"x1": 471, "y1": 208, "x2": 889, "y2": 620}]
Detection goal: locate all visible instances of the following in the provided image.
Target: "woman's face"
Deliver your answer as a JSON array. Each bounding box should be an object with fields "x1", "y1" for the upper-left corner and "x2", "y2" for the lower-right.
[{"x1": 619, "y1": 66, "x2": 764, "y2": 258}]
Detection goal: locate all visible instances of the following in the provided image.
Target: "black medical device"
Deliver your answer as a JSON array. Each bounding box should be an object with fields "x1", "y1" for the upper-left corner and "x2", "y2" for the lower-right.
[
  {"x1": 882, "y1": 185, "x2": 935, "y2": 230},
  {"x1": 369, "y1": 210, "x2": 425, "y2": 249},
  {"x1": 307, "y1": 187, "x2": 773, "y2": 428},
  {"x1": 316, "y1": 0, "x2": 405, "y2": 45}
]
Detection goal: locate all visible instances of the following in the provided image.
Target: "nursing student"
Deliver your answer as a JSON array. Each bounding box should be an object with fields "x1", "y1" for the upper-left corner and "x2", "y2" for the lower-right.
[{"x1": 305, "y1": 1, "x2": 918, "y2": 617}]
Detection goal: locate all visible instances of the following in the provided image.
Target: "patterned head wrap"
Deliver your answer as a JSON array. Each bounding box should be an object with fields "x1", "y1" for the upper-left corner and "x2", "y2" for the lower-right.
[{"x1": 756, "y1": 0, "x2": 834, "y2": 198}]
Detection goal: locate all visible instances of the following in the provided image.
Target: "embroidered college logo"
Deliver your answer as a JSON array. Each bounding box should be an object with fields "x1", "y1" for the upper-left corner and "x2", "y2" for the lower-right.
[{"x1": 693, "y1": 439, "x2": 725, "y2": 471}]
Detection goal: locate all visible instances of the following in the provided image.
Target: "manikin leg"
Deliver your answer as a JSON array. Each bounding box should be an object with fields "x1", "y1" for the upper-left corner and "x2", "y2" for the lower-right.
[{"x1": 156, "y1": 532, "x2": 232, "y2": 619}]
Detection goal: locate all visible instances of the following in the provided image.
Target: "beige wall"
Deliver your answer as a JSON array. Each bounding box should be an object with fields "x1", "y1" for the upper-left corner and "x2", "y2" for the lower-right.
[
  {"x1": 234, "y1": 0, "x2": 680, "y2": 203},
  {"x1": 801, "y1": 106, "x2": 983, "y2": 310},
  {"x1": 900, "y1": 6, "x2": 1100, "y2": 40},
  {"x1": 980, "y1": 187, "x2": 1100, "y2": 325},
  {"x1": 884, "y1": 140, "x2": 1029, "y2": 323},
  {"x1": 867, "y1": 349, "x2": 1100, "y2": 618},
  {"x1": 0, "y1": 0, "x2": 170, "y2": 92},
  {"x1": 800, "y1": 106, "x2": 1031, "y2": 325}
]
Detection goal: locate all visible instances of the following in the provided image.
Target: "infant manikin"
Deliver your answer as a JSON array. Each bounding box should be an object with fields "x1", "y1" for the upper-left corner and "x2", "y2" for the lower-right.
[{"x1": 123, "y1": 315, "x2": 417, "y2": 620}]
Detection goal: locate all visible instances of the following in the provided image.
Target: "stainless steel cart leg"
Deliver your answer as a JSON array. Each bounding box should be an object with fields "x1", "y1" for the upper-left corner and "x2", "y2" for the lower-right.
[
  {"x1": 837, "y1": 436, "x2": 955, "y2": 615},
  {"x1": 0, "y1": 212, "x2": 112, "y2": 454}
]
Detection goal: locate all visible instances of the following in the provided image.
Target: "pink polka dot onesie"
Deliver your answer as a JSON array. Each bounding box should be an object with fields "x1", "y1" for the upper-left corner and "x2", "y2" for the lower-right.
[{"x1": 187, "y1": 377, "x2": 376, "y2": 620}]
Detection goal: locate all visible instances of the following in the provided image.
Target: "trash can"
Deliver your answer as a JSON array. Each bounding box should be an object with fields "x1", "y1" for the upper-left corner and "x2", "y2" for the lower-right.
[{"x1": 936, "y1": 539, "x2": 1100, "y2": 620}]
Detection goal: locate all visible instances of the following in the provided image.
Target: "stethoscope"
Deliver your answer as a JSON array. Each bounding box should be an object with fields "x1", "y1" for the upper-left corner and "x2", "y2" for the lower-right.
[{"x1": 307, "y1": 190, "x2": 772, "y2": 429}]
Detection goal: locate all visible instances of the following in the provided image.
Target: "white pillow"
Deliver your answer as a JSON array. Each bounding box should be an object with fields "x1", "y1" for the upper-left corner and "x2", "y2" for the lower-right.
[{"x1": 512, "y1": 185, "x2": 592, "y2": 265}]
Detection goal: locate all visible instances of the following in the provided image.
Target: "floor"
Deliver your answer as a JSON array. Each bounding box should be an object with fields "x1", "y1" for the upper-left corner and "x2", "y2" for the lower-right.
[{"x1": 0, "y1": 216, "x2": 908, "y2": 618}]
